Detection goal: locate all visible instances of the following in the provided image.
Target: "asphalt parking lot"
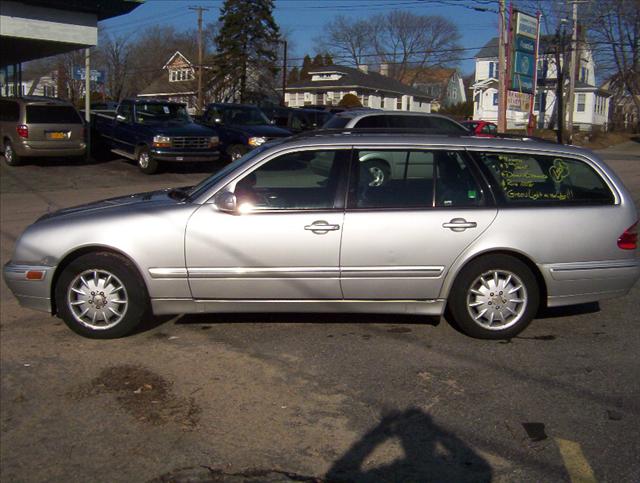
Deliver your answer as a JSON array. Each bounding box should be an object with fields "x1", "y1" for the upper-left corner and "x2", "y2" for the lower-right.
[{"x1": 1, "y1": 143, "x2": 639, "y2": 482}]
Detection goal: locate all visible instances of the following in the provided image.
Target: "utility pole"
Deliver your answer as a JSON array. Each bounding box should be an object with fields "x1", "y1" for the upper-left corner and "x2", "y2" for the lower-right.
[
  {"x1": 189, "y1": 6, "x2": 209, "y2": 115},
  {"x1": 281, "y1": 40, "x2": 287, "y2": 107},
  {"x1": 566, "y1": 1, "x2": 581, "y2": 144},
  {"x1": 497, "y1": 0, "x2": 507, "y2": 133}
]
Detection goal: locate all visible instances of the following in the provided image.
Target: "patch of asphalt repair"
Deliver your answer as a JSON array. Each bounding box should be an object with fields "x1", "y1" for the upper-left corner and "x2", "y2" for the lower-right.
[{"x1": 70, "y1": 364, "x2": 200, "y2": 429}]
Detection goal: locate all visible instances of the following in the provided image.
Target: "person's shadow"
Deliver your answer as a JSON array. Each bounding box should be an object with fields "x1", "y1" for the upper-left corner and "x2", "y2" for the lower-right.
[{"x1": 326, "y1": 408, "x2": 492, "y2": 482}]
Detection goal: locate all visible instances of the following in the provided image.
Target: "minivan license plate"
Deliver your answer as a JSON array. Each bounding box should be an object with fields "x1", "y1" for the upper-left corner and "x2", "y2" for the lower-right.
[{"x1": 47, "y1": 132, "x2": 66, "y2": 140}]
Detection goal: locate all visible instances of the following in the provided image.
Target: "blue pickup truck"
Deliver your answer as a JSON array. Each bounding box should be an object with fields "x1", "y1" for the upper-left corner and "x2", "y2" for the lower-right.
[
  {"x1": 92, "y1": 98, "x2": 220, "y2": 174},
  {"x1": 199, "y1": 103, "x2": 292, "y2": 161}
]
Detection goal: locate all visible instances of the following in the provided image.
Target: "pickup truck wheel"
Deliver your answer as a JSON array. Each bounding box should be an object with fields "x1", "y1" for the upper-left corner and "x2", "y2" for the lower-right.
[
  {"x1": 3, "y1": 140, "x2": 21, "y2": 166},
  {"x1": 228, "y1": 145, "x2": 248, "y2": 162},
  {"x1": 137, "y1": 147, "x2": 158, "y2": 174},
  {"x1": 55, "y1": 252, "x2": 149, "y2": 339}
]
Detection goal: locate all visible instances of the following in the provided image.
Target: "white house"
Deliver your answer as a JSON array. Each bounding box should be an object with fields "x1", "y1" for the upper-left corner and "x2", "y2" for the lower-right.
[
  {"x1": 472, "y1": 36, "x2": 611, "y2": 131},
  {"x1": 138, "y1": 51, "x2": 199, "y2": 112},
  {"x1": 402, "y1": 67, "x2": 467, "y2": 110},
  {"x1": 285, "y1": 64, "x2": 432, "y2": 112}
]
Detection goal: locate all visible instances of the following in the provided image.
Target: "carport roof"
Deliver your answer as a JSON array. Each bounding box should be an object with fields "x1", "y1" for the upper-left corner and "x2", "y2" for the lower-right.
[{"x1": 15, "y1": 0, "x2": 143, "y2": 20}]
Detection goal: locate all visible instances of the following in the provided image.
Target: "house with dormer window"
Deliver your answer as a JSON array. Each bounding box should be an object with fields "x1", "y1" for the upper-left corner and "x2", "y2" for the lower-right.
[
  {"x1": 138, "y1": 51, "x2": 200, "y2": 112},
  {"x1": 284, "y1": 65, "x2": 433, "y2": 112},
  {"x1": 472, "y1": 36, "x2": 610, "y2": 130}
]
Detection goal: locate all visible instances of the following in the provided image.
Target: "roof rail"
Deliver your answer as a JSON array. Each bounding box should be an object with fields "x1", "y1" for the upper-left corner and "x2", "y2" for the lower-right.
[{"x1": 289, "y1": 127, "x2": 469, "y2": 140}]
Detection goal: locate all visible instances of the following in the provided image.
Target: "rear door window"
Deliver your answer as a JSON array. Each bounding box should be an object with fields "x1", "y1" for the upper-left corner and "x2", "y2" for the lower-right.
[
  {"x1": 349, "y1": 150, "x2": 484, "y2": 209},
  {"x1": 26, "y1": 105, "x2": 82, "y2": 124},
  {"x1": 474, "y1": 151, "x2": 614, "y2": 205},
  {"x1": 354, "y1": 116, "x2": 389, "y2": 128}
]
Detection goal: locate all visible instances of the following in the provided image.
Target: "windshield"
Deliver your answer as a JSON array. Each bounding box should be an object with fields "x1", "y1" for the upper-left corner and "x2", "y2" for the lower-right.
[
  {"x1": 135, "y1": 103, "x2": 191, "y2": 124},
  {"x1": 188, "y1": 143, "x2": 273, "y2": 200},
  {"x1": 219, "y1": 106, "x2": 270, "y2": 126}
]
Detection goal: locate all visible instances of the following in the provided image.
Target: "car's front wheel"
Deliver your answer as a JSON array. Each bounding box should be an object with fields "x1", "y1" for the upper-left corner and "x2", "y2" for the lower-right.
[
  {"x1": 448, "y1": 255, "x2": 539, "y2": 339},
  {"x1": 360, "y1": 159, "x2": 390, "y2": 187},
  {"x1": 55, "y1": 252, "x2": 149, "y2": 339},
  {"x1": 3, "y1": 140, "x2": 21, "y2": 166},
  {"x1": 137, "y1": 147, "x2": 158, "y2": 174}
]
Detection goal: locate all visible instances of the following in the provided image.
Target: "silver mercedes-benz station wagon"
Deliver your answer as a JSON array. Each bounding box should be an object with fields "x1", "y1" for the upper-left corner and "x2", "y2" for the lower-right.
[{"x1": 4, "y1": 132, "x2": 639, "y2": 339}]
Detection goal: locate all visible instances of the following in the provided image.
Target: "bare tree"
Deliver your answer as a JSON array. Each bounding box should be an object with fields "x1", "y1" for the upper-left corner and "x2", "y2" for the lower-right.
[
  {"x1": 584, "y1": 0, "x2": 640, "y2": 123},
  {"x1": 317, "y1": 15, "x2": 372, "y2": 66},
  {"x1": 370, "y1": 11, "x2": 461, "y2": 82},
  {"x1": 97, "y1": 32, "x2": 131, "y2": 101}
]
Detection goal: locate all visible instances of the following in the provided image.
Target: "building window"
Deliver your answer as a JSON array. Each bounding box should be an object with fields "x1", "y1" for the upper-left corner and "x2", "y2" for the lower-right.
[
  {"x1": 492, "y1": 92, "x2": 498, "y2": 106},
  {"x1": 489, "y1": 61, "x2": 498, "y2": 79},
  {"x1": 396, "y1": 97, "x2": 403, "y2": 110},
  {"x1": 577, "y1": 93, "x2": 586, "y2": 112}
]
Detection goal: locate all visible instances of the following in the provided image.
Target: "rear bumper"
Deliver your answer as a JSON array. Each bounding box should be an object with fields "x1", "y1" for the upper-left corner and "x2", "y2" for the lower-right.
[
  {"x1": 541, "y1": 259, "x2": 640, "y2": 307},
  {"x1": 3, "y1": 262, "x2": 54, "y2": 313},
  {"x1": 15, "y1": 142, "x2": 86, "y2": 158},
  {"x1": 150, "y1": 148, "x2": 220, "y2": 162}
]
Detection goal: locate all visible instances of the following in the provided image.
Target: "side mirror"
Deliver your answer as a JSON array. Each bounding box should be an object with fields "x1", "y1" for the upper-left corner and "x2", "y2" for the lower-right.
[{"x1": 214, "y1": 191, "x2": 237, "y2": 213}]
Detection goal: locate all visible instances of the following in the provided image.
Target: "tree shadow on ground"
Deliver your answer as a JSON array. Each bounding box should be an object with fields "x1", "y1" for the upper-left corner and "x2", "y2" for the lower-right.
[{"x1": 326, "y1": 407, "x2": 492, "y2": 483}]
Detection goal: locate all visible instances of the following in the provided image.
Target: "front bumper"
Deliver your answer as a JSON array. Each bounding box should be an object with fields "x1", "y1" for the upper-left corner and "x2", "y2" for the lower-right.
[
  {"x1": 150, "y1": 148, "x2": 220, "y2": 162},
  {"x1": 3, "y1": 262, "x2": 54, "y2": 313}
]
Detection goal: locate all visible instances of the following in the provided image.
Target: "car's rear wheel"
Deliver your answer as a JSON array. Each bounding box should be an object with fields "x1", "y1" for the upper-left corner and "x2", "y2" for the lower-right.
[
  {"x1": 448, "y1": 255, "x2": 539, "y2": 339},
  {"x1": 137, "y1": 147, "x2": 158, "y2": 174},
  {"x1": 360, "y1": 159, "x2": 390, "y2": 187},
  {"x1": 3, "y1": 140, "x2": 21, "y2": 166},
  {"x1": 55, "y1": 252, "x2": 149, "y2": 339}
]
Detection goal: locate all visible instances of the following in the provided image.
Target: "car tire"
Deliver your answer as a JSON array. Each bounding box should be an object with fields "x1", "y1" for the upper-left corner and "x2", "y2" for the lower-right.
[
  {"x1": 55, "y1": 252, "x2": 149, "y2": 339},
  {"x1": 448, "y1": 255, "x2": 539, "y2": 339},
  {"x1": 3, "y1": 140, "x2": 21, "y2": 166},
  {"x1": 360, "y1": 159, "x2": 390, "y2": 187},
  {"x1": 227, "y1": 145, "x2": 248, "y2": 162},
  {"x1": 137, "y1": 146, "x2": 158, "y2": 174}
]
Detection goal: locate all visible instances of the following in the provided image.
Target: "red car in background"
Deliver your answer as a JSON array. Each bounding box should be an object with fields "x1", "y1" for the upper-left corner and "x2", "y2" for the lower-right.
[{"x1": 462, "y1": 120, "x2": 498, "y2": 137}]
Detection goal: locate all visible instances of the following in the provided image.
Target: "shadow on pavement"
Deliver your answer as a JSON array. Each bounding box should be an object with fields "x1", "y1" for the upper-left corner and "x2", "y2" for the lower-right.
[
  {"x1": 537, "y1": 301, "x2": 600, "y2": 319},
  {"x1": 326, "y1": 407, "x2": 492, "y2": 482}
]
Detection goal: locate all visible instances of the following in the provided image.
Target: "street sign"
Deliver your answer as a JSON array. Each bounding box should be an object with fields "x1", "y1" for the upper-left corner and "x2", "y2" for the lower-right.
[
  {"x1": 514, "y1": 35, "x2": 535, "y2": 54},
  {"x1": 513, "y1": 51, "x2": 534, "y2": 77},
  {"x1": 73, "y1": 67, "x2": 105, "y2": 83},
  {"x1": 511, "y1": 74, "x2": 534, "y2": 94},
  {"x1": 515, "y1": 11, "x2": 537, "y2": 39},
  {"x1": 507, "y1": 91, "x2": 531, "y2": 112}
]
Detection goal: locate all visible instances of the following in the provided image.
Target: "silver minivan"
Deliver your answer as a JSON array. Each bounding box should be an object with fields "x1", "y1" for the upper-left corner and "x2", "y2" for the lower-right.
[
  {"x1": 3, "y1": 133, "x2": 639, "y2": 339},
  {"x1": 0, "y1": 96, "x2": 86, "y2": 165}
]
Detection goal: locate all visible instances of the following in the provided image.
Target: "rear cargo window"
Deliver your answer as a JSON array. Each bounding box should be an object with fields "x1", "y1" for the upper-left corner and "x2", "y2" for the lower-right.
[
  {"x1": 26, "y1": 105, "x2": 82, "y2": 124},
  {"x1": 474, "y1": 152, "x2": 614, "y2": 205}
]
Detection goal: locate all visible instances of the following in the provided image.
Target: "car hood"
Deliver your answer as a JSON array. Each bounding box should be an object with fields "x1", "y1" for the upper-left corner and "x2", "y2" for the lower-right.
[
  {"x1": 36, "y1": 188, "x2": 190, "y2": 223},
  {"x1": 230, "y1": 124, "x2": 292, "y2": 137},
  {"x1": 144, "y1": 122, "x2": 216, "y2": 137}
]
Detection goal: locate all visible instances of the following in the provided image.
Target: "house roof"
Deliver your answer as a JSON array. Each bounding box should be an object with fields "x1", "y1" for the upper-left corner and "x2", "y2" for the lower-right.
[
  {"x1": 163, "y1": 51, "x2": 192, "y2": 70},
  {"x1": 476, "y1": 35, "x2": 565, "y2": 59},
  {"x1": 138, "y1": 76, "x2": 197, "y2": 96},
  {"x1": 402, "y1": 67, "x2": 457, "y2": 86},
  {"x1": 286, "y1": 65, "x2": 433, "y2": 100}
]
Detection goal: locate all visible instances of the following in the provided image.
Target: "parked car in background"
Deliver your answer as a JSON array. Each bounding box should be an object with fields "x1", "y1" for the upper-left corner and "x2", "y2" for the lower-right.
[
  {"x1": 320, "y1": 111, "x2": 470, "y2": 186},
  {"x1": 4, "y1": 132, "x2": 638, "y2": 340},
  {"x1": 200, "y1": 103, "x2": 292, "y2": 161},
  {"x1": 1, "y1": 96, "x2": 86, "y2": 166},
  {"x1": 462, "y1": 120, "x2": 498, "y2": 137},
  {"x1": 91, "y1": 98, "x2": 220, "y2": 174},
  {"x1": 261, "y1": 106, "x2": 332, "y2": 133}
]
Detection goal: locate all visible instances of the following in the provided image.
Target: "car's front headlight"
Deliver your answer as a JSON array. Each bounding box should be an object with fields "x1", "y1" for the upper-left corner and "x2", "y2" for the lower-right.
[
  {"x1": 152, "y1": 135, "x2": 172, "y2": 148},
  {"x1": 248, "y1": 136, "x2": 267, "y2": 147},
  {"x1": 208, "y1": 136, "x2": 220, "y2": 148}
]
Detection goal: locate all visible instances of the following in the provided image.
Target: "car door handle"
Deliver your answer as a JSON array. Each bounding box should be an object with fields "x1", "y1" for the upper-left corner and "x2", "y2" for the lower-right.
[
  {"x1": 304, "y1": 221, "x2": 340, "y2": 233},
  {"x1": 442, "y1": 218, "x2": 477, "y2": 230}
]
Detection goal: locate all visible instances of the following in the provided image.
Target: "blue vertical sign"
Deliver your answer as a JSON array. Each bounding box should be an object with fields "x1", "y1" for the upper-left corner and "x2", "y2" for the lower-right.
[{"x1": 510, "y1": 11, "x2": 538, "y2": 95}]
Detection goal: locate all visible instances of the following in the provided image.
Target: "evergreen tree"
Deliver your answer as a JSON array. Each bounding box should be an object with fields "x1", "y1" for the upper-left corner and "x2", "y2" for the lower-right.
[
  {"x1": 214, "y1": 0, "x2": 280, "y2": 103},
  {"x1": 300, "y1": 55, "x2": 312, "y2": 80},
  {"x1": 323, "y1": 53, "x2": 334, "y2": 66},
  {"x1": 287, "y1": 66, "x2": 300, "y2": 84},
  {"x1": 312, "y1": 54, "x2": 324, "y2": 68}
]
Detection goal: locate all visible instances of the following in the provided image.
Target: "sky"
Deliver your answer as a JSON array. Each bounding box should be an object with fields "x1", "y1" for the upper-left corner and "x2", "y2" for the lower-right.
[{"x1": 99, "y1": 0, "x2": 505, "y2": 76}]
